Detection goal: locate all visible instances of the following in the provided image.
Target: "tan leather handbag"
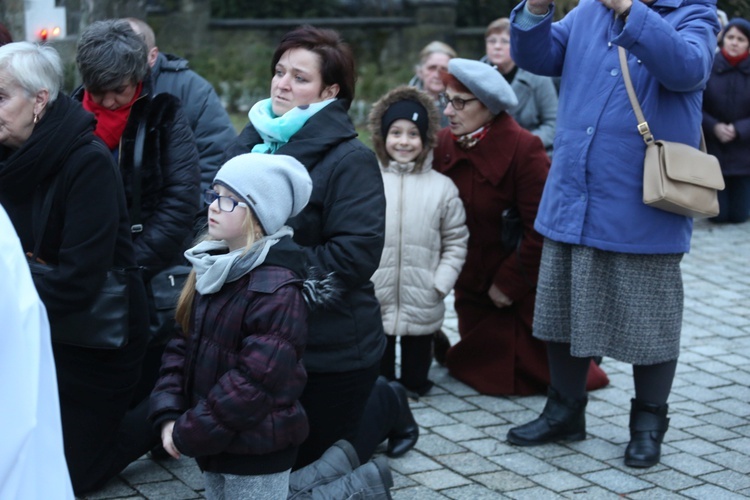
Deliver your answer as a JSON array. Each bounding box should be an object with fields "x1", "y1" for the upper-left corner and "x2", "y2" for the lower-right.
[{"x1": 618, "y1": 47, "x2": 725, "y2": 219}]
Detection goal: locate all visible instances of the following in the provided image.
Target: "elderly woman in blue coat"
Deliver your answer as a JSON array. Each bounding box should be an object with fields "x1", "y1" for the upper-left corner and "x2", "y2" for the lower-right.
[{"x1": 506, "y1": 0, "x2": 719, "y2": 469}]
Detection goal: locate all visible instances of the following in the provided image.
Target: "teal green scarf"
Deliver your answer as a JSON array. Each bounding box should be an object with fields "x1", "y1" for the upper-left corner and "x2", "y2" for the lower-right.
[{"x1": 248, "y1": 98, "x2": 335, "y2": 154}]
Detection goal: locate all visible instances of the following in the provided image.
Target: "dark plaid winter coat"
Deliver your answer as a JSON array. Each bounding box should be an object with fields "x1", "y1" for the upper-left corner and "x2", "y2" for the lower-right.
[{"x1": 149, "y1": 237, "x2": 309, "y2": 475}]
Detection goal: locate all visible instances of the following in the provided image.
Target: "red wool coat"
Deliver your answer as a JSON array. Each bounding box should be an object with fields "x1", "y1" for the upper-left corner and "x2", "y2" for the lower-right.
[{"x1": 435, "y1": 113, "x2": 609, "y2": 395}]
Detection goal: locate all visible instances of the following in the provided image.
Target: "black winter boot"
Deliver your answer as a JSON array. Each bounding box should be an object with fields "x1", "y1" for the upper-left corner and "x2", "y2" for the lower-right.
[
  {"x1": 386, "y1": 381, "x2": 419, "y2": 458},
  {"x1": 624, "y1": 399, "x2": 669, "y2": 468},
  {"x1": 507, "y1": 387, "x2": 588, "y2": 446}
]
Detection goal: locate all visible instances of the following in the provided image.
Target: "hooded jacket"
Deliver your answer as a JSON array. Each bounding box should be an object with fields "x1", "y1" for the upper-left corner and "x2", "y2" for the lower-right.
[
  {"x1": 225, "y1": 99, "x2": 386, "y2": 373},
  {"x1": 149, "y1": 236, "x2": 310, "y2": 475},
  {"x1": 150, "y1": 52, "x2": 238, "y2": 190},
  {"x1": 368, "y1": 86, "x2": 468, "y2": 336}
]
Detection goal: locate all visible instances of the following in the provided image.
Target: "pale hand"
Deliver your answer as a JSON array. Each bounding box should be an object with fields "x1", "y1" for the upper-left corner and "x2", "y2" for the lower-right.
[
  {"x1": 527, "y1": 0, "x2": 554, "y2": 15},
  {"x1": 161, "y1": 420, "x2": 181, "y2": 459},
  {"x1": 597, "y1": 0, "x2": 633, "y2": 16},
  {"x1": 488, "y1": 284, "x2": 513, "y2": 308},
  {"x1": 714, "y1": 123, "x2": 736, "y2": 143}
]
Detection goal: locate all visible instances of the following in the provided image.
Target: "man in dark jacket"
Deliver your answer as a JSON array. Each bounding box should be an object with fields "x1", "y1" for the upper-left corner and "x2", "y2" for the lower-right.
[{"x1": 127, "y1": 18, "x2": 237, "y2": 192}]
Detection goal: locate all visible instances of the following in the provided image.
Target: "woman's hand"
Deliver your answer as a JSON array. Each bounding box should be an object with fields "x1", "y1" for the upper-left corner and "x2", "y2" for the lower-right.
[
  {"x1": 488, "y1": 284, "x2": 513, "y2": 308},
  {"x1": 597, "y1": 0, "x2": 633, "y2": 16},
  {"x1": 160, "y1": 420, "x2": 181, "y2": 459},
  {"x1": 714, "y1": 123, "x2": 736, "y2": 143}
]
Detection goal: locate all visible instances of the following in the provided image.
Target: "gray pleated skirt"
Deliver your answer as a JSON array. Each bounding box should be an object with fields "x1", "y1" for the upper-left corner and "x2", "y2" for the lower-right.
[{"x1": 533, "y1": 239, "x2": 684, "y2": 364}]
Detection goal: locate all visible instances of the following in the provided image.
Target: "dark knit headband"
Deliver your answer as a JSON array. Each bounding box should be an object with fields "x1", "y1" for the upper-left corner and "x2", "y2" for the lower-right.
[{"x1": 381, "y1": 100, "x2": 429, "y2": 142}]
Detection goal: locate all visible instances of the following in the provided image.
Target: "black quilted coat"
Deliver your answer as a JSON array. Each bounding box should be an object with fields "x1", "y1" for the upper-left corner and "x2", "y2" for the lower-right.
[{"x1": 73, "y1": 79, "x2": 201, "y2": 280}]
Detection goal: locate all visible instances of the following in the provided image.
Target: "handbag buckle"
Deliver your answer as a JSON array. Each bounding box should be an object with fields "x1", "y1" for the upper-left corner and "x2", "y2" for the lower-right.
[
  {"x1": 637, "y1": 122, "x2": 654, "y2": 145},
  {"x1": 131, "y1": 224, "x2": 143, "y2": 233}
]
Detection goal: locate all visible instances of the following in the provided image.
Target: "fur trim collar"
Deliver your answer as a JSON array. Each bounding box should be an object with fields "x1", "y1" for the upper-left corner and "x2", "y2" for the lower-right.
[{"x1": 368, "y1": 86, "x2": 441, "y2": 172}]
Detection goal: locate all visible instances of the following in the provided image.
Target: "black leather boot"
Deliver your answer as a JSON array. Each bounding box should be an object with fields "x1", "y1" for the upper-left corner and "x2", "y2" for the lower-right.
[
  {"x1": 625, "y1": 399, "x2": 669, "y2": 468},
  {"x1": 507, "y1": 387, "x2": 588, "y2": 446},
  {"x1": 386, "y1": 381, "x2": 419, "y2": 458},
  {"x1": 433, "y1": 329, "x2": 451, "y2": 366}
]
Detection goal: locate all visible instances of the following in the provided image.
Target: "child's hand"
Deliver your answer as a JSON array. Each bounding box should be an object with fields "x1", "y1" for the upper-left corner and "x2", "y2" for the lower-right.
[
  {"x1": 160, "y1": 420, "x2": 181, "y2": 459},
  {"x1": 488, "y1": 284, "x2": 513, "y2": 308}
]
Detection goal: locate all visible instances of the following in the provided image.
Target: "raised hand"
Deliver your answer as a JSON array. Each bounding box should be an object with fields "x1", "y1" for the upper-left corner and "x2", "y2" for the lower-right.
[
  {"x1": 597, "y1": 0, "x2": 634, "y2": 16},
  {"x1": 526, "y1": 0, "x2": 555, "y2": 16}
]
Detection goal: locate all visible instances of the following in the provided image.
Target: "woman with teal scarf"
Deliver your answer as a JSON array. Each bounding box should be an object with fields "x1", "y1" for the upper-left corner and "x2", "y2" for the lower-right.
[{"x1": 226, "y1": 26, "x2": 416, "y2": 472}]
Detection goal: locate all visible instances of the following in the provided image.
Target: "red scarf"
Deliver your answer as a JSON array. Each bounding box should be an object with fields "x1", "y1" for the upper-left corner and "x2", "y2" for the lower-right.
[
  {"x1": 721, "y1": 48, "x2": 750, "y2": 67},
  {"x1": 82, "y1": 82, "x2": 143, "y2": 150},
  {"x1": 452, "y1": 125, "x2": 491, "y2": 150}
]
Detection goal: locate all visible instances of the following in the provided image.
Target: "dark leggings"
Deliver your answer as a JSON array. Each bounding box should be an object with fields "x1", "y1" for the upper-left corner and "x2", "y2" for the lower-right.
[
  {"x1": 295, "y1": 363, "x2": 380, "y2": 469},
  {"x1": 547, "y1": 341, "x2": 677, "y2": 405}
]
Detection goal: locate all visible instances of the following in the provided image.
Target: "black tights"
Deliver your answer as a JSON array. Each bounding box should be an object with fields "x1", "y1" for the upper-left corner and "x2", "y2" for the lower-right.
[
  {"x1": 547, "y1": 341, "x2": 677, "y2": 405},
  {"x1": 380, "y1": 334, "x2": 434, "y2": 395},
  {"x1": 632, "y1": 360, "x2": 678, "y2": 406}
]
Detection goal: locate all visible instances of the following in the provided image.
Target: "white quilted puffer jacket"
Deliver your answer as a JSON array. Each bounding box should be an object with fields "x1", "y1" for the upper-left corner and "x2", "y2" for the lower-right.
[{"x1": 371, "y1": 158, "x2": 468, "y2": 336}]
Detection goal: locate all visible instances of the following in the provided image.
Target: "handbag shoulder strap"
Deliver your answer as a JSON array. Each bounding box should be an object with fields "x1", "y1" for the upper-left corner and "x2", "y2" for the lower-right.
[
  {"x1": 31, "y1": 173, "x2": 62, "y2": 261},
  {"x1": 129, "y1": 116, "x2": 148, "y2": 234},
  {"x1": 618, "y1": 46, "x2": 708, "y2": 152},
  {"x1": 618, "y1": 46, "x2": 654, "y2": 146}
]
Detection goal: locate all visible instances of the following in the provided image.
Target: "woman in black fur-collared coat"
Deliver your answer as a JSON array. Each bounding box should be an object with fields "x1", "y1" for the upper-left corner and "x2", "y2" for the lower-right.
[
  {"x1": 74, "y1": 20, "x2": 200, "y2": 282},
  {"x1": 72, "y1": 19, "x2": 201, "y2": 482}
]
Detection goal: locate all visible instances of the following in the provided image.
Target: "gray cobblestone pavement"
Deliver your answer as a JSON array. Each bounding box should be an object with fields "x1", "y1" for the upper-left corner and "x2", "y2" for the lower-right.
[{"x1": 82, "y1": 219, "x2": 750, "y2": 499}]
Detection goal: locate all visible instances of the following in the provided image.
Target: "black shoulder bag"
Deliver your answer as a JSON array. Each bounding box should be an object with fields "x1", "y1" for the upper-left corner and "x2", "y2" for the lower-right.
[{"x1": 28, "y1": 172, "x2": 131, "y2": 349}]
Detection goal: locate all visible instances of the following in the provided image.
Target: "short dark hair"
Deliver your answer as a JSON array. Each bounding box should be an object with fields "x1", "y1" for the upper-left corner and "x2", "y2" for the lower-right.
[
  {"x1": 76, "y1": 19, "x2": 149, "y2": 92},
  {"x1": 271, "y1": 25, "x2": 356, "y2": 109}
]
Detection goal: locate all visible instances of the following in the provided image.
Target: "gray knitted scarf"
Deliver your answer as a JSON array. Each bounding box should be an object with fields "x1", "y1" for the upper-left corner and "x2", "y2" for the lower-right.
[{"x1": 184, "y1": 226, "x2": 293, "y2": 295}]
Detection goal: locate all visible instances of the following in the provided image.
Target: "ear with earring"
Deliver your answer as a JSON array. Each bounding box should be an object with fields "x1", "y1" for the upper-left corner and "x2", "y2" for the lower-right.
[{"x1": 33, "y1": 113, "x2": 40, "y2": 124}]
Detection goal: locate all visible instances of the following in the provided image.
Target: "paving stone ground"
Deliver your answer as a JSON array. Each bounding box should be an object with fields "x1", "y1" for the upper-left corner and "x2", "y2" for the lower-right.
[{"x1": 81, "y1": 219, "x2": 750, "y2": 499}]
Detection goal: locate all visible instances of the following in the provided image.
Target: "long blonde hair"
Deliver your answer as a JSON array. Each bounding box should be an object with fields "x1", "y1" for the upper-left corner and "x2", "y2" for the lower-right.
[{"x1": 174, "y1": 206, "x2": 262, "y2": 334}]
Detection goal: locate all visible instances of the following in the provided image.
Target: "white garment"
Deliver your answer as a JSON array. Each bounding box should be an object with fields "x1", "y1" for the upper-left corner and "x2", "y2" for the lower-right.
[
  {"x1": 372, "y1": 161, "x2": 468, "y2": 336},
  {"x1": 0, "y1": 206, "x2": 74, "y2": 499}
]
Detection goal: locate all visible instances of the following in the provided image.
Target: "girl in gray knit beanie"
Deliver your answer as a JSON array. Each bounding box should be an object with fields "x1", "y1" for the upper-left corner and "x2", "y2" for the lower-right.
[
  {"x1": 151, "y1": 153, "x2": 313, "y2": 500},
  {"x1": 185, "y1": 153, "x2": 312, "y2": 294}
]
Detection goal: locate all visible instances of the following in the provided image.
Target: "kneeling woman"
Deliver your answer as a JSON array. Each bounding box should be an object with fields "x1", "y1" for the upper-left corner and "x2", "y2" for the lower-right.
[{"x1": 434, "y1": 58, "x2": 609, "y2": 395}]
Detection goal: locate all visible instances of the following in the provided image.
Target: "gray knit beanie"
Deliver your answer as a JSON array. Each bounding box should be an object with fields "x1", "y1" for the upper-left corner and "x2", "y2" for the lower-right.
[
  {"x1": 213, "y1": 153, "x2": 312, "y2": 234},
  {"x1": 448, "y1": 58, "x2": 518, "y2": 115}
]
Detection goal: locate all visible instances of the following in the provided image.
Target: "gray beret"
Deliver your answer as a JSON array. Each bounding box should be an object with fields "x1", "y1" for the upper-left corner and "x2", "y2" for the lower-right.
[
  {"x1": 448, "y1": 58, "x2": 518, "y2": 115},
  {"x1": 214, "y1": 153, "x2": 312, "y2": 235}
]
